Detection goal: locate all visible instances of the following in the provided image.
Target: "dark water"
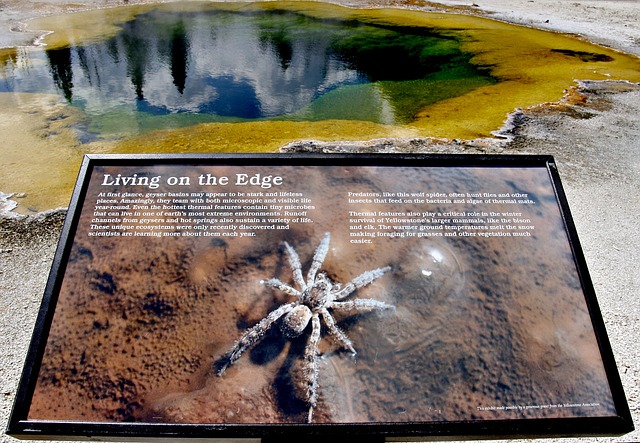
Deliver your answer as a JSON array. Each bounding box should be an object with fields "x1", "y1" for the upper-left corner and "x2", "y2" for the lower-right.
[{"x1": 1, "y1": 5, "x2": 495, "y2": 140}]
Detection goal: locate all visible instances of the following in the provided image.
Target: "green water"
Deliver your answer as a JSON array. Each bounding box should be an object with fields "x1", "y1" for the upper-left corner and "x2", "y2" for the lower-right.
[{"x1": 1, "y1": 4, "x2": 495, "y2": 141}]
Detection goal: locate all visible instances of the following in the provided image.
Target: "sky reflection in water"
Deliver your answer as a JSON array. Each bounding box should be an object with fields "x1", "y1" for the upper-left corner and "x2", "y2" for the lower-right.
[{"x1": 0, "y1": 6, "x2": 494, "y2": 140}]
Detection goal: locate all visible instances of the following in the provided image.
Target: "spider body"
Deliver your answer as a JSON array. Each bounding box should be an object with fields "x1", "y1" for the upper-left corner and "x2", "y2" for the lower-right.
[
  {"x1": 280, "y1": 304, "x2": 312, "y2": 337},
  {"x1": 217, "y1": 232, "x2": 394, "y2": 422}
]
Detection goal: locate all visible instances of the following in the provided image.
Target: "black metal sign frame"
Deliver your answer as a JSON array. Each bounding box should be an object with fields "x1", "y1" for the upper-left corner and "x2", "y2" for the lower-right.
[{"x1": 7, "y1": 153, "x2": 633, "y2": 441}]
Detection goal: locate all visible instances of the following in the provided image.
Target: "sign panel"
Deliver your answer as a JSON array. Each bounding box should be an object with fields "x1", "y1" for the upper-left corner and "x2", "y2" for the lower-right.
[{"x1": 7, "y1": 154, "x2": 633, "y2": 440}]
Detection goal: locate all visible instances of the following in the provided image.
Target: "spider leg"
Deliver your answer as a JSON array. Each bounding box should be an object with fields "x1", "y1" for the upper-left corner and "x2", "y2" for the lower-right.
[
  {"x1": 262, "y1": 278, "x2": 302, "y2": 299},
  {"x1": 331, "y1": 298, "x2": 395, "y2": 313},
  {"x1": 304, "y1": 314, "x2": 322, "y2": 423},
  {"x1": 307, "y1": 232, "x2": 330, "y2": 284},
  {"x1": 284, "y1": 241, "x2": 306, "y2": 290},
  {"x1": 319, "y1": 308, "x2": 355, "y2": 354},
  {"x1": 334, "y1": 266, "x2": 391, "y2": 300},
  {"x1": 217, "y1": 302, "x2": 297, "y2": 376}
]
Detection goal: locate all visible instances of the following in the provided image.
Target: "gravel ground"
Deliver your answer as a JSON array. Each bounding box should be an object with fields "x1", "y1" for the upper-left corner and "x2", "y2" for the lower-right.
[
  {"x1": 434, "y1": 0, "x2": 640, "y2": 57},
  {"x1": 1, "y1": 1, "x2": 639, "y2": 442}
]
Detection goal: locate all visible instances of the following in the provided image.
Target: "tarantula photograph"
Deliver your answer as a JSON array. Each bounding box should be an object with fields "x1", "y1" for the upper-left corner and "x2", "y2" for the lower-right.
[{"x1": 217, "y1": 232, "x2": 395, "y2": 422}]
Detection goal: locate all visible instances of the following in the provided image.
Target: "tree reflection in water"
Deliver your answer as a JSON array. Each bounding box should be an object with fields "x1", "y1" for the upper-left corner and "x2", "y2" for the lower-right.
[{"x1": 1, "y1": 6, "x2": 495, "y2": 139}]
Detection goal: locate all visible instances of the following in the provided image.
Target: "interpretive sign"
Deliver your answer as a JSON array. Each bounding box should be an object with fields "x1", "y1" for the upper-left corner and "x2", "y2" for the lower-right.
[{"x1": 7, "y1": 154, "x2": 633, "y2": 440}]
